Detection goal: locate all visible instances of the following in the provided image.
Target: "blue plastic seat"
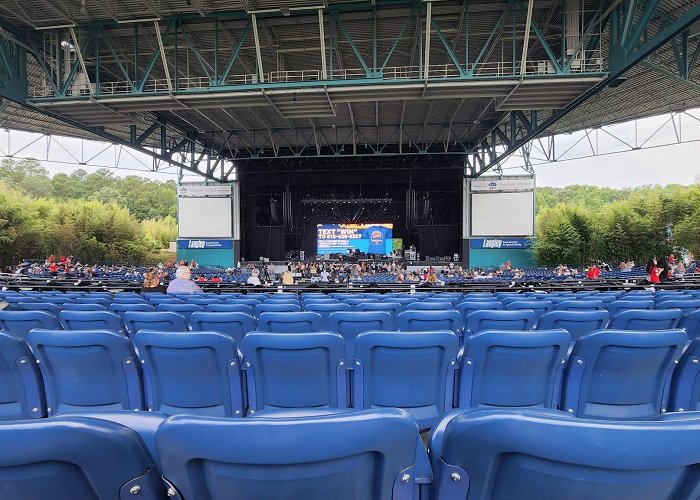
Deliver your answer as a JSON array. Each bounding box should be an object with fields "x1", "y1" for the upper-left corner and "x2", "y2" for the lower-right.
[
  {"x1": 39, "y1": 296, "x2": 75, "y2": 305},
  {"x1": 0, "y1": 416, "x2": 163, "y2": 499},
  {"x1": 122, "y1": 311, "x2": 188, "y2": 336},
  {"x1": 430, "y1": 407, "x2": 700, "y2": 500},
  {"x1": 537, "y1": 310, "x2": 610, "y2": 342},
  {"x1": 609, "y1": 309, "x2": 682, "y2": 330},
  {"x1": 16, "y1": 302, "x2": 62, "y2": 316},
  {"x1": 679, "y1": 309, "x2": 700, "y2": 341},
  {"x1": 458, "y1": 329, "x2": 570, "y2": 410},
  {"x1": 500, "y1": 296, "x2": 534, "y2": 306},
  {"x1": 341, "y1": 297, "x2": 377, "y2": 306},
  {"x1": 157, "y1": 409, "x2": 427, "y2": 500},
  {"x1": 75, "y1": 297, "x2": 111, "y2": 307},
  {"x1": 464, "y1": 310, "x2": 537, "y2": 335},
  {"x1": 257, "y1": 312, "x2": 323, "y2": 333},
  {"x1": 656, "y1": 299, "x2": 700, "y2": 313},
  {"x1": 0, "y1": 310, "x2": 60, "y2": 338},
  {"x1": 61, "y1": 303, "x2": 108, "y2": 311},
  {"x1": 326, "y1": 310, "x2": 394, "y2": 352},
  {"x1": 353, "y1": 330, "x2": 458, "y2": 429},
  {"x1": 111, "y1": 297, "x2": 148, "y2": 304},
  {"x1": 505, "y1": 300, "x2": 554, "y2": 323},
  {"x1": 133, "y1": 330, "x2": 244, "y2": 417},
  {"x1": 109, "y1": 302, "x2": 156, "y2": 317},
  {"x1": 146, "y1": 296, "x2": 183, "y2": 304},
  {"x1": 0, "y1": 331, "x2": 45, "y2": 420},
  {"x1": 606, "y1": 299, "x2": 654, "y2": 317},
  {"x1": 155, "y1": 303, "x2": 204, "y2": 321},
  {"x1": 226, "y1": 298, "x2": 263, "y2": 307},
  {"x1": 669, "y1": 338, "x2": 700, "y2": 412},
  {"x1": 26, "y1": 329, "x2": 145, "y2": 415},
  {"x1": 396, "y1": 310, "x2": 464, "y2": 335},
  {"x1": 303, "y1": 303, "x2": 352, "y2": 329},
  {"x1": 241, "y1": 331, "x2": 347, "y2": 413},
  {"x1": 456, "y1": 300, "x2": 503, "y2": 321},
  {"x1": 354, "y1": 301, "x2": 403, "y2": 317},
  {"x1": 405, "y1": 301, "x2": 453, "y2": 310},
  {"x1": 58, "y1": 310, "x2": 125, "y2": 334},
  {"x1": 189, "y1": 312, "x2": 255, "y2": 344},
  {"x1": 185, "y1": 297, "x2": 221, "y2": 306},
  {"x1": 556, "y1": 299, "x2": 605, "y2": 311},
  {"x1": 253, "y1": 302, "x2": 302, "y2": 318},
  {"x1": 561, "y1": 329, "x2": 687, "y2": 419},
  {"x1": 206, "y1": 303, "x2": 253, "y2": 314}
]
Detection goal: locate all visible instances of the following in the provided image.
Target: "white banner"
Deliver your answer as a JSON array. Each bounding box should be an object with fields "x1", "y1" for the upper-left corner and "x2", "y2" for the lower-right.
[
  {"x1": 177, "y1": 184, "x2": 232, "y2": 197},
  {"x1": 470, "y1": 178, "x2": 535, "y2": 192}
]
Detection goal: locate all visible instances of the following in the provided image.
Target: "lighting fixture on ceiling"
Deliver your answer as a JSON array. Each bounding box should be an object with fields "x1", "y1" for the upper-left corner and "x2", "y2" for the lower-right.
[{"x1": 79, "y1": 0, "x2": 89, "y2": 16}]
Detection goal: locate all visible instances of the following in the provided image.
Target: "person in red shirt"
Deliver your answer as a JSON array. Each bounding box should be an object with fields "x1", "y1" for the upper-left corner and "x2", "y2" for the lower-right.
[
  {"x1": 48, "y1": 262, "x2": 58, "y2": 276},
  {"x1": 59, "y1": 255, "x2": 67, "y2": 264},
  {"x1": 209, "y1": 275, "x2": 222, "y2": 283},
  {"x1": 48, "y1": 255, "x2": 55, "y2": 263},
  {"x1": 586, "y1": 264, "x2": 600, "y2": 279},
  {"x1": 195, "y1": 275, "x2": 207, "y2": 282}
]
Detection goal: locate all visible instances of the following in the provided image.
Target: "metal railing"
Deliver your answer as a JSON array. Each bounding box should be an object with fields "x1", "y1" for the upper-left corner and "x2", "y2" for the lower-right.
[{"x1": 30, "y1": 59, "x2": 607, "y2": 99}]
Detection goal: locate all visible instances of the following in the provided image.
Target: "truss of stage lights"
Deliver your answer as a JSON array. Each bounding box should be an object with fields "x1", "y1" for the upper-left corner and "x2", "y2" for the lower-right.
[{"x1": 301, "y1": 197, "x2": 393, "y2": 205}]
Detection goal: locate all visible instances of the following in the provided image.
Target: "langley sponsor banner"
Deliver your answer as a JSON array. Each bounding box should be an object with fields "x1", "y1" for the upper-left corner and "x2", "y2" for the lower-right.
[
  {"x1": 470, "y1": 238, "x2": 532, "y2": 249},
  {"x1": 177, "y1": 239, "x2": 233, "y2": 249},
  {"x1": 470, "y1": 178, "x2": 535, "y2": 192},
  {"x1": 177, "y1": 184, "x2": 232, "y2": 197}
]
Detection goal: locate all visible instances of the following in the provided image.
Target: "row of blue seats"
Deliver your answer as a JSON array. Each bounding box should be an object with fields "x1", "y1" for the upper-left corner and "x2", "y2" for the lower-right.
[
  {"x1": 5, "y1": 405, "x2": 700, "y2": 499},
  {"x1": 3, "y1": 327, "x2": 700, "y2": 429},
  {"x1": 1, "y1": 307, "x2": 699, "y2": 344}
]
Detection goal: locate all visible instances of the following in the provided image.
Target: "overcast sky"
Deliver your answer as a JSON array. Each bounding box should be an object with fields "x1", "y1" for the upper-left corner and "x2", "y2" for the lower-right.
[{"x1": 3, "y1": 108, "x2": 700, "y2": 189}]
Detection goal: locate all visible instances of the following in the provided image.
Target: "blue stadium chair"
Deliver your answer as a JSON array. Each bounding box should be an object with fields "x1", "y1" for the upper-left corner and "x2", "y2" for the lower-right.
[
  {"x1": 0, "y1": 417, "x2": 164, "y2": 499},
  {"x1": 264, "y1": 298, "x2": 300, "y2": 306},
  {"x1": 656, "y1": 299, "x2": 700, "y2": 314},
  {"x1": 113, "y1": 292, "x2": 142, "y2": 298},
  {"x1": 464, "y1": 310, "x2": 537, "y2": 336},
  {"x1": 302, "y1": 298, "x2": 340, "y2": 306},
  {"x1": 0, "y1": 331, "x2": 45, "y2": 420},
  {"x1": 303, "y1": 303, "x2": 352, "y2": 329},
  {"x1": 39, "y1": 296, "x2": 75, "y2": 305},
  {"x1": 405, "y1": 301, "x2": 453, "y2": 310},
  {"x1": 257, "y1": 312, "x2": 323, "y2": 333},
  {"x1": 556, "y1": 299, "x2": 605, "y2": 311},
  {"x1": 83, "y1": 292, "x2": 113, "y2": 300},
  {"x1": 155, "y1": 303, "x2": 204, "y2": 321},
  {"x1": 216, "y1": 293, "x2": 242, "y2": 300},
  {"x1": 58, "y1": 310, "x2": 125, "y2": 334},
  {"x1": 182, "y1": 297, "x2": 220, "y2": 306},
  {"x1": 424, "y1": 296, "x2": 461, "y2": 305},
  {"x1": 396, "y1": 310, "x2": 464, "y2": 335},
  {"x1": 27, "y1": 329, "x2": 145, "y2": 415},
  {"x1": 505, "y1": 300, "x2": 554, "y2": 323},
  {"x1": 458, "y1": 329, "x2": 570, "y2": 410},
  {"x1": 606, "y1": 299, "x2": 654, "y2": 317},
  {"x1": 0, "y1": 310, "x2": 60, "y2": 338},
  {"x1": 342, "y1": 297, "x2": 377, "y2": 306},
  {"x1": 353, "y1": 330, "x2": 458, "y2": 429},
  {"x1": 429, "y1": 407, "x2": 700, "y2": 500},
  {"x1": 669, "y1": 338, "x2": 700, "y2": 412},
  {"x1": 500, "y1": 296, "x2": 535, "y2": 306},
  {"x1": 61, "y1": 303, "x2": 108, "y2": 311},
  {"x1": 145, "y1": 296, "x2": 183, "y2": 304},
  {"x1": 226, "y1": 298, "x2": 263, "y2": 308},
  {"x1": 189, "y1": 312, "x2": 255, "y2": 344},
  {"x1": 109, "y1": 302, "x2": 156, "y2": 317},
  {"x1": 354, "y1": 301, "x2": 403, "y2": 317},
  {"x1": 620, "y1": 293, "x2": 654, "y2": 301},
  {"x1": 326, "y1": 311, "x2": 394, "y2": 355},
  {"x1": 390, "y1": 297, "x2": 421, "y2": 306},
  {"x1": 679, "y1": 309, "x2": 700, "y2": 341},
  {"x1": 157, "y1": 409, "x2": 427, "y2": 500},
  {"x1": 609, "y1": 308, "x2": 682, "y2": 330},
  {"x1": 205, "y1": 303, "x2": 253, "y2": 314},
  {"x1": 456, "y1": 300, "x2": 503, "y2": 321},
  {"x1": 122, "y1": 311, "x2": 188, "y2": 336},
  {"x1": 75, "y1": 297, "x2": 111, "y2": 307},
  {"x1": 16, "y1": 302, "x2": 62, "y2": 316},
  {"x1": 111, "y1": 297, "x2": 148, "y2": 304},
  {"x1": 133, "y1": 330, "x2": 244, "y2": 417},
  {"x1": 537, "y1": 310, "x2": 610, "y2": 342},
  {"x1": 561, "y1": 329, "x2": 687, "y2": 419},
  {"x1": 241, "y1": 331, "x2": 347, "y2": 413},
  {"x1": 253, "y1": 302, "x2": 302, "y2": 318}
]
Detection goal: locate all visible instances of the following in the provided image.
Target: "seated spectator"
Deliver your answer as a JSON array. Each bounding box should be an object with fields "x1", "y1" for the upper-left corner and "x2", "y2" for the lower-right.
[
  {"x1": 247, "y1": 269, "x2": 261, "y2": 286},
  {"x1": 210, "y1": 274, "x2": 222, "y2": 283},
  {"x1": 166, "y1": 266, "x2": 203, "y2": 294},
  {"x1": 142, "y1": 269, "x2": 167, "y2": 293},
  {"x1": 195, "y1": 275, "x2": 208, "y2": 283}
]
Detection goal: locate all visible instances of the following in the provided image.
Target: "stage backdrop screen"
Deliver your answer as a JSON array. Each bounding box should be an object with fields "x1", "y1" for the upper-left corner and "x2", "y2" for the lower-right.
[
  {"x1": 317, "y1": 223, "x2": 393, "y2": 255},
  {"x1": 178, "y1": 197, "x2": 232, "y2": 238},
  {"x1": 471, "y1": 192, "x2": 534, "y2": 236}
]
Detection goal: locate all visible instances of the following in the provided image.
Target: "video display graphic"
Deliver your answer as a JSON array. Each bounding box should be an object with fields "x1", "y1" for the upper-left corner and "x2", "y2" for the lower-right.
[{"x1": 317, "y1": 223, "x2": 393, "y2": 255}]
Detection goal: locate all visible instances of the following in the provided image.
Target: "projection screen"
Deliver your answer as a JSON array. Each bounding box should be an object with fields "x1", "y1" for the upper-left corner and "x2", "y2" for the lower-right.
[
  {"x1": 178, "y1": 197, "x2": 232, "y2": 238},
  {"x1": 471, "y1": 191, "x2": 534, "y2": 236}
]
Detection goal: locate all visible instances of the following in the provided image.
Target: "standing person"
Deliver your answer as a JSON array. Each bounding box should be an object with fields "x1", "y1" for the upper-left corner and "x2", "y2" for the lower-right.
[
  {"x1": 647, "y1": 258, "x2": 660, "y2": 284},
  {"x1": 657, "y1": 257, "x2": 671, "y2": 283},
  {"x1": 166, "y1": 266, "x2": 204, "y2": 294}
]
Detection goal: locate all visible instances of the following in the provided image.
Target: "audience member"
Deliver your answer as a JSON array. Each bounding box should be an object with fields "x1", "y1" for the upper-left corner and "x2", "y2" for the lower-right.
[{"x1": 166, "y1": 266, "x2": 203, "y2": 294}]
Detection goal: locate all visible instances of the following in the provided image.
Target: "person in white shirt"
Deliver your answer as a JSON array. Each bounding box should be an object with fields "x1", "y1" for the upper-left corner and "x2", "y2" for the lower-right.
[{"x1": 247, "y1": 269, "x2": 261, "y2": 286}]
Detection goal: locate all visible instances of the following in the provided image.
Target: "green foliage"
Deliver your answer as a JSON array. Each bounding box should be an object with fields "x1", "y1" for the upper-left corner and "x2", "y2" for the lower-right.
[
  {"x1": 0, "y1": 158, "x2": 178, "y2": 264},
  {"x1": 535, "y1": 184, "x2": 700, "y2": 266}
]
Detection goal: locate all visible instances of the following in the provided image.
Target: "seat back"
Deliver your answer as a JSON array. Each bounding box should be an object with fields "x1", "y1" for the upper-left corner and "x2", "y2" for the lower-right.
[
  {"x1": 396, "y1": 310, "x2": 464, "y2": 334},
  {"x1": 562, "y1": 329, "x2": 687, "y2": 419},
  {"x1": 353, "y1": 331, "x2": 458, "y2": 429},
  {"x1": 556, "y1": 300, "x2": 605, "y2": 311},
  {"x1": 134, "y1": 330, "x2": 244, "y2": 417},
  {"x1": 206, "y1": 303, "x2": 253, "y2": 314},
  {"x1": 16, "y1": 302, "x2": 62, "y2": 316},
  {"x1": 354, "y1": 302, "x2": 403, "y2": 316},
  {"x1": 679, "y1": 309, "x2": 700, "y2": 341},
  {"x1": 430, "y1": 408, "x2": 700, "y2": 500},
  {"x1": 109, "y1": 303, "x2": 155, "y2": 316},
  {"x1": 26, "y1": 329, "x2": 145, "y2": 415},
  {"x1": 669, "y1": 339, "x2": 700, "y2": 412},
  {"x1": 157, "y1": 409, "x2": 423, "y2": 500},
  {"x1": 656, "y1": 299, "x2": 700, "y2": 313},
  {"x1": 61, "y1": 303, "x2": 107, "y2": 311},
  {"x1": 0, "y1": 417, "x2": 163, "y2": 499},
  {"x1": 326, "y1": 311, "x2": 394, "y2": 358},
  {"x1": 155, "y1": 303, "x2": 204, "y2": 321},
  {"x1": 606, "y1": 300, "x2": 654, "y2": 317},
  {"x1": 0, "y1": 331, "x2": 45, "y2": 420},
  {"x1": 405, "y1": 302, "x2": 453, "y2": 310},
  {"x1": 253, "y1": 303, "x2": 302, "y2": 318},
  {"x1": 465, "y1": 310, "x2": 537, "y2": 335},
  {"x1": 257, "y1": 312, "x2": 323, "y2": 333},
  {"x1": 609, "y1": 309, "x2": 682, "y2": 330},
  {"x1": 505, "y1": 300, "x2": 554, "y2": 323},
  {"x1": 75, "y1": 297, "x2": 111, "y2": 306},
  {"x1": 537, "y1": 310, "x2": 610, "y2": 342},
  {"x1": 123, "y1": 311, "x2": 188, "y2": 336},
  {"x1": 0, "y1": 310, "x2": 60, "y2": 338},
  {"x1": 241, "y1": 332, "x2": 346, "y2": 413},
  {"x1": 58, "y1": 310, "x2": 125, "y2": 334},
  {"x1": 189, "y1": 312, "x2": 255, "y2": 344},
  {"x1": 459, "y1": 329, "x2": 570, "y2": 410}
]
